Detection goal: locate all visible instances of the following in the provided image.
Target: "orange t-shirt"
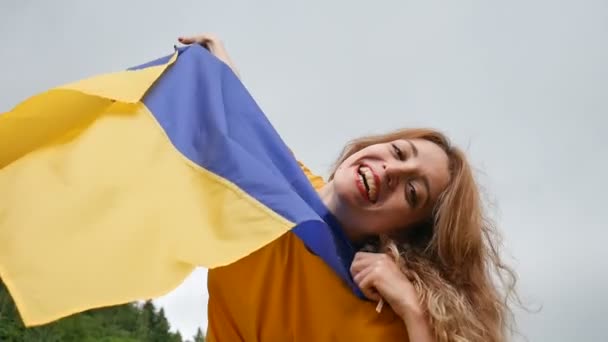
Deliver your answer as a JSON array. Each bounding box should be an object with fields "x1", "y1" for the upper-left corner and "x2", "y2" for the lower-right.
[{"x1": 206, "y1": 163, "x2": 409, "y2": 341}]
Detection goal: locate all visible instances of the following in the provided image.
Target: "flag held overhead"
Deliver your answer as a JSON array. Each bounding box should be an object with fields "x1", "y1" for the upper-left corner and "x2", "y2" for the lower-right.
[{"x1": 0, "y1": 45, "x2": 362, "y2": 326}]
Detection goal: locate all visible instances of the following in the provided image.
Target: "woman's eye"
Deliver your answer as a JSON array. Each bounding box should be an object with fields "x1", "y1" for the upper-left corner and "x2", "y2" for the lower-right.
[
  {"x1": 392, "y1": 143, "x2": 404, "y2": 160},
  {"x1": 408, "y1": 183, "x2": 418, "y2": 207}
]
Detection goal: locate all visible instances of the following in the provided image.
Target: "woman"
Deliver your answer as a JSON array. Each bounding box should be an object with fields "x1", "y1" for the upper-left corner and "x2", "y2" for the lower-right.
[{"x1": 179, "y1": 34, "x2": 518, "y2": 342}]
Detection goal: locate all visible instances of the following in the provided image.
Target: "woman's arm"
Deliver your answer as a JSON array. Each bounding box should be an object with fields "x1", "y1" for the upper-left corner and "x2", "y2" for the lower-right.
[
  {"x1": 350, "y1": 252, "x2": 436, "y2": 342},
  {"x1": 400, "y1": 301, "x2": 435, "y2": 342},
  {"x1": 178, "y1": 33, "x2": 241, "y2": 78}
]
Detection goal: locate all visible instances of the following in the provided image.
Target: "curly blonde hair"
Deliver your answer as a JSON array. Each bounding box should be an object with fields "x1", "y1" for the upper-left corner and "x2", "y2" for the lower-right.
[{"x1": 329, "y1": 128, "x2": 519, "y2": 342}]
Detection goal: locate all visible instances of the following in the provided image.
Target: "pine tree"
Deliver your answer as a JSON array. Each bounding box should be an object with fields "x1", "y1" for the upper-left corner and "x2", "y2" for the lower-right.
[
  {"x1": 150, "y1": 307, "x2": 172, "y2": 342},
  {"x1": 0, "y1": 279, "x2": 185, "y2": 341},
  {"x1": 193, "y1": 327, "x2": 206, "y2": 342},
  {"x1": 172, "y1": 331, "x2": 184, "y2": 342}
]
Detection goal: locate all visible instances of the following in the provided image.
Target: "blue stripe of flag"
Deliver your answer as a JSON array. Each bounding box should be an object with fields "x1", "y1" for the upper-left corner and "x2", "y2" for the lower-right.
[{"x1": 132, "y1": 45, "x2": 363, "y2": 298}]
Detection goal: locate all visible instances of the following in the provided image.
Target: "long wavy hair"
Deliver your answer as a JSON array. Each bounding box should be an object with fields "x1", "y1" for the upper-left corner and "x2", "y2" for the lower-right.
[{"x1": 328, "y1": 128, "x2": 519, "y2": 342}]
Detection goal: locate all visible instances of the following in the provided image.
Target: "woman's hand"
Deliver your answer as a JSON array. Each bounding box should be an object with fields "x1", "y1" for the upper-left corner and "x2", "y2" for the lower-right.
[
  {"x1": 352, "y1": 252, "x2": 437, "y2": 341},
  {"x1": 177, "y1": 33, "x2": 240, "y2": 77},
  {"x1": 350, "y1": 252, "x2": 424, "y2": 320}
]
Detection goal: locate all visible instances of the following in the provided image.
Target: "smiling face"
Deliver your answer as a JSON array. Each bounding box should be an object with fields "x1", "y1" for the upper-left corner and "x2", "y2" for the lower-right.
[{"x1": 324, "y1": 138, "x2": 451, "y2": 240}]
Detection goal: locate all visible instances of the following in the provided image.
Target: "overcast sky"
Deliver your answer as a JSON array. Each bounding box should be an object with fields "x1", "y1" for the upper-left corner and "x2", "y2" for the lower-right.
[{"x1": 1, "y1": 1, "x2": 607, "y2": 341}]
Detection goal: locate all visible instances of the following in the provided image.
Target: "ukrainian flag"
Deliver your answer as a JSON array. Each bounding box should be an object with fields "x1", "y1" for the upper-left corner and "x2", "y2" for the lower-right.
[{"x1": 0, "y1": 45, "x2": 368, "y2": 327}]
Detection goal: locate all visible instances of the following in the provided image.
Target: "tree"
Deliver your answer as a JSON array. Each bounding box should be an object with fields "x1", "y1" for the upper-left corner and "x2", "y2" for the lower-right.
[
  {"x1": 0, "y1": 278, "x2": 184, "y2": 341},
  {"x1": 172, "y1": 331, "x2": 184, "y2": 342},
  {"x1": 193, "y1": 327, "x2": 206, "y2": 342},
  {"x1": 149, "y1": 307, "x2": 172, "y2": 342}
]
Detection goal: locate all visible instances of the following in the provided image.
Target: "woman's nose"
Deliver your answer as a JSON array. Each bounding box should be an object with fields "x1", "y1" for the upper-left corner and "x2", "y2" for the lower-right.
[
  {"x1": 383, "y1": 163, "x2": 399, "y2": 190},
  {"x1": 383, "y1": 161, "x2": 414, "y2": 189}
]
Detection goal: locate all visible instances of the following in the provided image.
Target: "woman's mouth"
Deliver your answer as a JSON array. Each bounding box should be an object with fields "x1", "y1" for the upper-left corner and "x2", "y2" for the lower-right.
[{"x1": 355, "y1": 165, "x2": 379, "y2": 203}]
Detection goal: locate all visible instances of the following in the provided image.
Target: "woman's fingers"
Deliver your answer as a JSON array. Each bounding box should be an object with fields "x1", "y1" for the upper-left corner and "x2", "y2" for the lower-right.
[
  {"x1": 178, "y1": 36, "x2": 207, "y2": 46},
  {"x1": 352, "y1": 254, "x2": 383, "y2": 302},
  {"x1": 177, "y1": 36, "x2": 194, "y2": 44},
  {"x1": 178, "y1": 33, "x2": 219, "y2": 46},
  {"x1": 356, "y1": 268, "x2": 382, "y2": 302},
  {"x1": 352, "y1": 262, "x2": 373, "y2": 285},
  {"x1": 350, "y1": 252, "x2": 377, "y2": 275}
]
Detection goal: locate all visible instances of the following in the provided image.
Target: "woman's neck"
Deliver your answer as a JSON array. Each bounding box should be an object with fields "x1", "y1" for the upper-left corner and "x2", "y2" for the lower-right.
[{"x1": 318, "y1": 182, "x2": 366, "y2": 244}]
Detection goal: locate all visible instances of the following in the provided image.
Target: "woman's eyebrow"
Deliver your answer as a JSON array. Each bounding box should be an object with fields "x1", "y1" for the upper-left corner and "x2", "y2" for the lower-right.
[{"x1": 406, "y1": 140, "x2": 418, "y2": 157}]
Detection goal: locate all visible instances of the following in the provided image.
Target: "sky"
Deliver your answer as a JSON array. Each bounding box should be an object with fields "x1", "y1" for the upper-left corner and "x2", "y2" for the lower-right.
[{"x1": 1, "y1": 1, "x2": 607, "y2": 341}]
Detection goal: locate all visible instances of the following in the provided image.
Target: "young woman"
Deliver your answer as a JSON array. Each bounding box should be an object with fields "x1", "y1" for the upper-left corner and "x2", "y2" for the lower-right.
[{"x1": 179, "y1": 34, "x2": 519, "y2": 342}]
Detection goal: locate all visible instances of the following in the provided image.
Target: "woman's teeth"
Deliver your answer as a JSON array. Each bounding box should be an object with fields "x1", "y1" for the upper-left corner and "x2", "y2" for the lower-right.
[{"x1": 358, "y1": 166, "x2": 377, "y2": 202}]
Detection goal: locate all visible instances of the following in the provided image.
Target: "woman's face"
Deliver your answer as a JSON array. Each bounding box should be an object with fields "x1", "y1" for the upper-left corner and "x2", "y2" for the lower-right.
[{"x1": 328, "y1": 138, "x2": 451, "y2": 239}]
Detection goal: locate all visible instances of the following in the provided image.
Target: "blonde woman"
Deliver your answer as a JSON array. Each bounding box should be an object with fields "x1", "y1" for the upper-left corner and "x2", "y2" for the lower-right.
[{"x1": 180, "y1": 34, "x2": 518, "y2": 342}]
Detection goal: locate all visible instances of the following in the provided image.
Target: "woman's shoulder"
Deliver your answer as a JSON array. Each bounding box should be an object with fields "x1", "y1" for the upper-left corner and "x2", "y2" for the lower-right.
[{"x1": 297, "y1": 159, "x2": 326, "y2": 190}]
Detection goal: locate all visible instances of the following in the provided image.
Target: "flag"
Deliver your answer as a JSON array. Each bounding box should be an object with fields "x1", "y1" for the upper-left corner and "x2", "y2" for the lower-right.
[{"x1": 0, "y1": 45, "x2": 365, "y2": 327}]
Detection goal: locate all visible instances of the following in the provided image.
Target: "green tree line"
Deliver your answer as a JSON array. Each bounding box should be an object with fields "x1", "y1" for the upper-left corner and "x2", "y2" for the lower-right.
[{"x1": 0, "y1": 279, "x2": 205, "y2": 342}]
